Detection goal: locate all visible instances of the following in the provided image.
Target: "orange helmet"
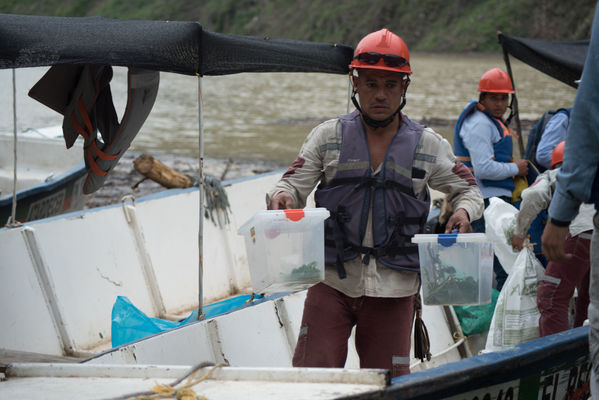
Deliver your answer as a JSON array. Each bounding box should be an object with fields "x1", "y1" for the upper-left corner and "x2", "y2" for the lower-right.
[
  {"x1": 478, "y1": 68, "x2": 515, "y2": 93},
  {"x1": 551, "y1": 141, "x2": 566, "y2": 169},
  {"x1": 349, "y1": 29, "x2": 412, "y2": 74}
]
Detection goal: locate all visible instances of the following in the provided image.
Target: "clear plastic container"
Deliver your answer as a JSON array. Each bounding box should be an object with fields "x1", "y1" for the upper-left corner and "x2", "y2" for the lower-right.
[
  {"x1": 412, "y1": 232, "x2": 494, "y2": 305},
  {"x1": 238, "y1": 208, "x2": 330, "y2": 293}
]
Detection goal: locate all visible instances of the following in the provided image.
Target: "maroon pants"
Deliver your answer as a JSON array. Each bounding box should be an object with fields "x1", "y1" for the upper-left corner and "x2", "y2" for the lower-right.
[
  {"x1": 292, "y1": 283, "x2": 415, "y2": 377},
  {"x1": 537, "y1": 233, "x2": 591, "y2": 337}
]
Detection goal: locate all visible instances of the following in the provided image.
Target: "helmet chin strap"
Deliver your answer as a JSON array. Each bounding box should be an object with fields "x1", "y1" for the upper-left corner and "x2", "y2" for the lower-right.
[
  {"x1": 351, "y1": 93, "x2": 406, "y2": 129},
  {"x1": 350, "y1": 75, "x2": 410, "y2": 129}
]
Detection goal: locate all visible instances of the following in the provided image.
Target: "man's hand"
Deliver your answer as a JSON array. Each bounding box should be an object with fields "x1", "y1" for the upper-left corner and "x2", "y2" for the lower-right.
[
  {"x1": 514, "y1": 159, "x2": 529, "y2": 176},
  {"x1": 444, "y1": 208, "x2": 472, "y2": 233},
  {"x1": 268, "y1": 192, "x2": 294, "y2": 210},
  {"x1": 511, "y1": 234, "x2": 525, "y2": 251},
  {"x1": 541, "y1": 222, "x2": 571, "y2": 262}
]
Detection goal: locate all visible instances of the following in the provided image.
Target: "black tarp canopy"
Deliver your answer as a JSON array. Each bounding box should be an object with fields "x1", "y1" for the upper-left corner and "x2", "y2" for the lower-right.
[
  {"x1": 498, "y1": 32, "x2": 589, "y2": 88},
  {"x1": 497, "y1": 32, "x2": 590, "y2": 156},
  {"x1": 0, "y1": 14, "x2": 353, "y2": 75}
]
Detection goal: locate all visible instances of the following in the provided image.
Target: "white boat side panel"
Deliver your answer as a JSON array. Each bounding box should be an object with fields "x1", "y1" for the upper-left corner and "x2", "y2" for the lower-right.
[
  {"x1": 133, "y1": 190, "x2": 201, "y2": 313},
  {"x1": 0, "y1": 377, "x2": 384, "y2": 400},
  {"x1": 216, "y1": 300, "x2": 294, "y2": 367},
  {"x1": 86, "y1": 290, "x2": 464, "y2": 370},
  {"x1": 0, "y1": 166, "x2": 466, "y2": 362},
  {"x1": 281, "y1": 291, "x2": 307, "y2": 344},
  {"x1": 86, "y1": 297, "x2": 296, "y2": 367},
  {"x1": 88, "y1": 297, "x2": 303, "y2": 368},
  {"x1": 87, "y1": 291, "x2": 367, "y2": 370},
  {"x1": 132, "y1": 172, "x2": 281, "y2": 313},
  {"x1": 1, "y1": 363, "x2": 386, "y2": 400},
  {"x1": 87, "y1": 320, "x2": 215, "y2": 366},
  {"x1": 142, "y1": 322, "x2": 214, "y2": 366},
  {"x1": 202, "y1": 220, "x2": 247, "y2": 300},
  {"x1": 26, "y1": 208, "x2": 156, "y2": 352},
  {"x1": 0, "y1": 228, "x2": 63, "y2": 354},
  {"x1": 345, "y1": 327, "x2": 360, "y2": 368}
]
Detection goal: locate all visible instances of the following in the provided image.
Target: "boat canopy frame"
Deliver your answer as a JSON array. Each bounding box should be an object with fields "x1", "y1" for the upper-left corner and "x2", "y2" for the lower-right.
[{"x1": 497, "y1": 31, "x2": 589, "y2": 156}]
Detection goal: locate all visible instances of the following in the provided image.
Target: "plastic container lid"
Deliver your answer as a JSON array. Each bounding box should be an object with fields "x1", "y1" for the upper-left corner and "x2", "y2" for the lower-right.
[
  {"x1": 412, "y1": 232, "x2": 489, "y2": 246},
  {"x1": 237, "y1": 208, "x2": 330, "y2": 235}
]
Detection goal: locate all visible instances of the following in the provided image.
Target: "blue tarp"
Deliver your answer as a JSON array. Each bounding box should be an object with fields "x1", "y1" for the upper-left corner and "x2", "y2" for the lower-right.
[{"x1": 111, "y1": 294, "x2": 263, "y2": 347}]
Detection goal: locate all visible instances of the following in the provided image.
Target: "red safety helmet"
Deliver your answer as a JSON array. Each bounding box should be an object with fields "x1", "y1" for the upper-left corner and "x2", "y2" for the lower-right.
[
  {"x1": 551, "y1": 141, "x2": 566, "y2": 169},
  {"x1": 478, "y1": 68, "x2": 515, "y2": 93},
  {"x1": 349, "y1": 29, "x2": 412, "y2": 75}
]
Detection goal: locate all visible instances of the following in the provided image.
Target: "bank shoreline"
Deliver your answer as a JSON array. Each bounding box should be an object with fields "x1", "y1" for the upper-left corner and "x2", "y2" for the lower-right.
[
  {"x1": 84, "y1": 117, "x2": 536, "y2": 209},
  {"x1": 84, "y1": 152, "x2": 285, "y2": 209}
]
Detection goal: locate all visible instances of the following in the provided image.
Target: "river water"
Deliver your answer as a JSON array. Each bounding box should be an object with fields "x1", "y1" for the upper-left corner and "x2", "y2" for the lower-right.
[{"x1": 1, "y1": 53, "x2": 577, "y2": 169}]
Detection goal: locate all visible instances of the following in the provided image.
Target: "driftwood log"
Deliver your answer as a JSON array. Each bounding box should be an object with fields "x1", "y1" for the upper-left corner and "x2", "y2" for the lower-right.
[{"x1": 133, "y1": 154, "x2": 192, "y2": 189}]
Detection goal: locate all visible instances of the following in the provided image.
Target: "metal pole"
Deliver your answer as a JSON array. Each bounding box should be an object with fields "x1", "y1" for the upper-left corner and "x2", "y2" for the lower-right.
[
  {"x1": 197, "y1": 74, "x2": 205, "y2": 321},
  {"x1": 9, "y1": 69, "x2": 18, "y2": 226},
  {"x1": 502, "y1": 45, "x2": 525, "y2": 158}
]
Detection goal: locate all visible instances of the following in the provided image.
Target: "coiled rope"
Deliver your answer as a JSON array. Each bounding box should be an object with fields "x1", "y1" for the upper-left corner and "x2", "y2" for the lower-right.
[{"x1": 107, "y1": 362, "x2": 227, "y2": 400}]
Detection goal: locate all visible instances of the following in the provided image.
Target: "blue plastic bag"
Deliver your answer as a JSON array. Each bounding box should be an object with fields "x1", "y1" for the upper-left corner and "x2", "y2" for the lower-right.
[{"x1": 111, "y1": 294, "x2": 263, "y2": 347}]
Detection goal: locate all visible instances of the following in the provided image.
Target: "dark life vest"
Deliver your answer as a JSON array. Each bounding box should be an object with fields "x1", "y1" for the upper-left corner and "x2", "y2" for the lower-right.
[
  {"x1": 454, "y1": 101, "x2": 514, "y2": 192},
  {"x1": 28, "y1": 64, "x2": 160, "y2": 194},
  {"x1": 314, "y1": 110, "x2": 430, "y2": 279},
  {"x1": 525, "y1": 108, "x2": 571, "y2": 173}
]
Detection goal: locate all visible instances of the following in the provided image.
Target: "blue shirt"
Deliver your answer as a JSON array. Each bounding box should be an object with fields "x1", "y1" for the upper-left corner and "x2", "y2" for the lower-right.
[
  {"x1": 535, "y1": 111, "x2": 569, "y2": 170},
  {"x1": 458, "y1": 110, "x2": 519, "y2": 198},
  {"x1": 548, "y1": 3, "x2": 599, "y2": 222}
]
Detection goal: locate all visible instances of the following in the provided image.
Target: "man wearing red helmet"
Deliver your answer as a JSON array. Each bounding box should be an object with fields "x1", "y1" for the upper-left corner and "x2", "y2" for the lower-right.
[
  {"x1": 511, "y1": 141, "x2": 594, "y2": 336},
  {"x1": 454, "y1": 68, "x2": 529, "y2": 291},
  {"x1": 266, "y1": 29, "x2": 483, "y2": 377}
]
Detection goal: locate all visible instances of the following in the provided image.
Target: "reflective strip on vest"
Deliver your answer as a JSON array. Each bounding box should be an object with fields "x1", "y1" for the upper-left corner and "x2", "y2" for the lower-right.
[{"x1": 315, "y1": 110, "x2": 430, "y2": 274}]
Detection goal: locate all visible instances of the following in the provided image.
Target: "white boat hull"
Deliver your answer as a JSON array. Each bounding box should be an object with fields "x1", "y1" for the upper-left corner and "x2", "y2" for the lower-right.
[
  {"x1": 0, "y1": 363, "x2": 388, "y2": 400},
  {"x1": 0, "y1": 327, "x2": 590, "y2": 400},
  {"x1": 0, "y1": 170, "x2": 467, "y2": 370},
  {"x1": 0, "y1": 171, "x2": 282, "y2": 355}
]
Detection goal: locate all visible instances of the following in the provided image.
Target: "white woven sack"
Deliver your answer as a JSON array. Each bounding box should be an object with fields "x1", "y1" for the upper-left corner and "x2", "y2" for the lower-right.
[
  {"x1": 484, "y1": 247, "x2": 541, "y2": 352},
  {"x1": 483, "y1": 197, "x2": 520, "y2": 275}
]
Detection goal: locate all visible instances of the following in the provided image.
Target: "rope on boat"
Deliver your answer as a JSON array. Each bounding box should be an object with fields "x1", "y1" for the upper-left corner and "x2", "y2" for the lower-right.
[
  {"x1": 410, "y1": 337, "x2": 467, "y2": 369},
  {"x1": 202, "y1": 174, "x2": 231, "y2": 228},
  {"x1": 108, "y1": 362, "x2": 227, "y2": 400}
]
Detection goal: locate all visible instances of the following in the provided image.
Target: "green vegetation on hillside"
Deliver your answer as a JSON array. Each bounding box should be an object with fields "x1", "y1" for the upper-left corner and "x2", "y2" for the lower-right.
[{"x1": 1, "y1": 0, "x2": 595, "y2": 52}]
